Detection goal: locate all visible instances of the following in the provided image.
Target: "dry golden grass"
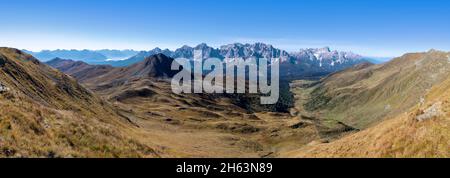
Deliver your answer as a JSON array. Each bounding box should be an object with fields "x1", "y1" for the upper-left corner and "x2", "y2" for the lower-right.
[
  {"x1": 280, "y1": 75, "x2": 450, "y2": 158},
  {"x1": 94, "y1": 79, "x2": 321, "y2": 158},
  {"x1": 280, "y1": 113, "x2": 449, "y2": 158},
  {"x1": 0, "y1": 48, "x2": 160, "y2": 157},
  {"x1": 300, "y1": 51, "x2": 450, "y2": 129},
  {"x1": 0, "y1": 94, "x2": 161, "y2": 157}
]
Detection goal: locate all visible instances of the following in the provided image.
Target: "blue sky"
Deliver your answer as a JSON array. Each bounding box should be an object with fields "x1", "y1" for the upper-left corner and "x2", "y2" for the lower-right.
[{"x1": 1, "y1": 0, "x2": 449, "y2": 57}]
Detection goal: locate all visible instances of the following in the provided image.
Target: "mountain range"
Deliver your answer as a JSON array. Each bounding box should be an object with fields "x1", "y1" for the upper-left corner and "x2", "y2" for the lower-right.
[
  {"x1": 25, "y1": 43, "x2": 371, "y2": 78},
  {"x1": 108, "y1": 43, "x2": 369, "y2": 74},
  {"x1": 23, "y1": 49, "x2": 139, "y2": 63}
]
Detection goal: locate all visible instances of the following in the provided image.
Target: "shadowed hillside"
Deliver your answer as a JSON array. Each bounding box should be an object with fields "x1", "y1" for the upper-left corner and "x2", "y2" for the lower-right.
[{"x1": 46, "y1": 58, "x2": 114, "y2": 82}]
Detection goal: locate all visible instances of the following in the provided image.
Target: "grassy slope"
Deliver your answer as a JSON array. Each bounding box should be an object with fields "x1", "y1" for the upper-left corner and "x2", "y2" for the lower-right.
[
  {"x1": 281, "y1": 72, "x2": 450, "y2": 158},
  {"x1": 281, "y1": 112, "x2": 449, "y2": 157},
  {"x1": 0, "y1": 48, "x2": 158, "y2": 157},
  {"x1": 304, "y1": 51, "x2": 450, "y2": 129}
]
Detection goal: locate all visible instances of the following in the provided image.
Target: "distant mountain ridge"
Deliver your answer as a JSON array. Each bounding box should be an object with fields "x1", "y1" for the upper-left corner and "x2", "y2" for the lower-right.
[
  {"x1": 96, "y1": 49, "x2": 139, "y2": 61},
  {"x1": 23, "y1": 49, "x2": 139, "y2": 63},
  {"x1": 115, "y1": 43, "x2": 365, "y2": 66},
  {"x1": 106, "y1": 43, "x2": 370, "y2": 80},
  {"x1": 25, "y1": 43, "x2": 368, "y2": 65},
  {"x1": 26, "y1": 43, "x2": 370, "y2": 79}
]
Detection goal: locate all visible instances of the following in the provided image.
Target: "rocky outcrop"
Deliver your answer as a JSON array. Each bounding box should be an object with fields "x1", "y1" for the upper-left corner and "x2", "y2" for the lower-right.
[
  {"x1": 0, "y1": 82, "x2": 8, "y2": 93},
  {"x1": 416, "y1": 102, "x2": 443, "y2": 121}
]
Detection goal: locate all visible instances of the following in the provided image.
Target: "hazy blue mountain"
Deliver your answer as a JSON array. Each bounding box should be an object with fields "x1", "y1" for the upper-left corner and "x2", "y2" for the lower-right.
[
  {"x1": 95, "y1": 49, "x2": 139, "y2": 61},
  {"x1": 104, "y1": 48, "x2": 173, "y2": 67},
  {"x1": 23, "y1": 49, "x2": 108, "y2": 62},
  {"x1": 364, "y1": 57, "x2": 393, "y2": 64},
  {"x1": 23, "y1": 49, "x2": 139, "y2": 63}
]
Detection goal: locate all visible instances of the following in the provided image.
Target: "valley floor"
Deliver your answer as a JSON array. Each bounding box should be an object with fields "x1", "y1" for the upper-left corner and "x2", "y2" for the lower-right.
[
  {"x1": 82, "y1": 77, "x2": 365, "y2": 158},
  {"x1": 106, "y1": 94, "x2": 322, "y2": 158}
]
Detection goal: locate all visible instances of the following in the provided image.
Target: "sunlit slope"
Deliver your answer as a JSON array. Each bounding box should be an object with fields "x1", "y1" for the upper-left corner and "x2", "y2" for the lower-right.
[
  {"x1": 304, "y1": 50, "x2": 450, "y2": 129},
  {"x1": 281, "y1": 68, "x2": 450, "y2": 158},
  {"x1": 0, "y1": 48, "x2": 158, "y2": 157}
]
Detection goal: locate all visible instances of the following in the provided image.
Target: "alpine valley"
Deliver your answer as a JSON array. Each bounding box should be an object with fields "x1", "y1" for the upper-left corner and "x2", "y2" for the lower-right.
[{"x1": 0, "y1": 43, "x2": 448, "y2": 158}]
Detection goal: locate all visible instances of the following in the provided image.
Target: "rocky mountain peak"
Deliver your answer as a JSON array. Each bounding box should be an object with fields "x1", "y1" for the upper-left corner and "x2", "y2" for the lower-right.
[
  {"x1": 134, "y1": 54, "x2": 179, "y2": 78},
  {"x1": 194, "y1": 43, "x2": 211, "y2": 49},
  {"x1": 317, "y1": 47, "x2": 331, "y2": 53}
]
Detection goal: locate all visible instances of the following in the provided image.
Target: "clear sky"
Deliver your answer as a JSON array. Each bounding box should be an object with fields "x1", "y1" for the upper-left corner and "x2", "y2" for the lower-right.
[{"x1": 1, "y1": 0, "x2": 449, "y2": 57}]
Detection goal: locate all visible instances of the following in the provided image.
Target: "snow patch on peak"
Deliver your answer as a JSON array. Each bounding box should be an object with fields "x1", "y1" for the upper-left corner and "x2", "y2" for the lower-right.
[{"x1": 313, "y1": 53, "x2": 320, "y2": 60}]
